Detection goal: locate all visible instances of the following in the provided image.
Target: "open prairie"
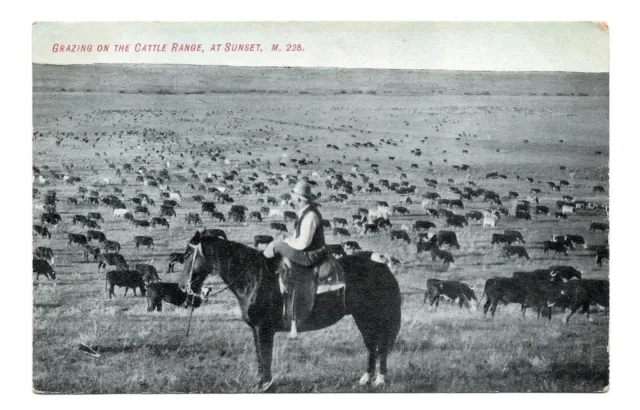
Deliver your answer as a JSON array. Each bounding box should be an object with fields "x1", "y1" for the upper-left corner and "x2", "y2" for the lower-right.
[{"x1": 32, "y1": 64, "x2": 609, "y2": 393}]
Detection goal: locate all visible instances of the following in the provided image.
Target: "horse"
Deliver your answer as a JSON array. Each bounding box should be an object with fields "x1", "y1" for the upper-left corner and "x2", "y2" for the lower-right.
[{"x1": 180, "y1": 230, "x2": 402, "y2": 391}]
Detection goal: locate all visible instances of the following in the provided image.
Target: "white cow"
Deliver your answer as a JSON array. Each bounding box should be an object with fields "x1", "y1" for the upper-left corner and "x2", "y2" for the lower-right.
[
  {"x1": 269, "y1": 209, "x2": 285, "y2": 218},
  {"x1": 103, "y1": 177, "x2": 111, "y2": 185},
  {"x1": 483, "y1": 214, "x2": 497, "y2": 228},
  {"x1": 38, "y1": 175, "x2": 46, "y2": 185},
  {"x1": 169, "y1": 192, "x2": 182, "y2": 203},
  {"x1": 562, "y1": 205, "x2": 575, "y2": 215},
  {"x1": 368, "y1": 209, "x2": 391, "y2": 222},
  {"x1": 312, "y1": 171, "x2": 320, "y2": 179},
  {"x1": 113, "y1": 209, "x2": 130, "y2": 218}
]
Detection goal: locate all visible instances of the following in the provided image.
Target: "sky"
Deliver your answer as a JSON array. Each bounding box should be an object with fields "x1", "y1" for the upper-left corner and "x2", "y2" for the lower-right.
[{"x1": 32, "y1": 22, "x2": 609, "y2": 72}]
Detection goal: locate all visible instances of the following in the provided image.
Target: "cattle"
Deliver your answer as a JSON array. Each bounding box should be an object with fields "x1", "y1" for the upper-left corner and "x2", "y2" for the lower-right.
[
  {"x1": 424, "y1": 279, "x2": 476, "y2": 308},
  {"x1": 33, "y1": 258, "x2": 56, "y2": 280},
  {"x1": 543, "y1": 240, "x2": 569, "y2": 256},
  {"x1": 504, "y1": 230, "x2": 526, "y2": 244},
  {"x1": 414, "y1": 220, "x2": 436, "y2": 232},
  {"x1": 134, "y1": 236, "x2": 154, "y2": 250},
  {"x1": 448, "y1": 199, "x2": 464, "y2": 209},
  {"x1": 502, "y1": 245, "x2": 531, "y2": 260},
  {"x1": 561, "y1": 205, "x2": 575, "y2": 215},
  {"x1": 535, "y1": 205, "x2": 550, "y2": 215},
  {"x1": 254, "y1": 235, "x2": 274, "y2": 248},
  {"x1": 201, "y1": 202, "x2": 217, "y2": 215},
  {"x1": 228, "y1": 210, "x2": 246, "y2": 223},
  {"x1": 101, "y1": 240, "x2": 120, "y2": 254},
  {"x1": 160, "y1": 205, "x2": 177, "y2": 218},
  {"x1": 150, "y1": 217, "x2": 170, "y2": 229},
  {"x1": 491, "y1": 233, "x2": 515, "y2": 246},
  {"x1": 445, "y1": 215, "x2": 468, "y2": 228},
  {"x1": 84, "y1": 220, "x2": 101, "y2": 229},
  {"x1": 431, "y1": 248, "x2": 454, "y2": 265},
  {"x1": 134, "y1": 206, "x2": 150, "y2": 216},
  {"x1": 167, "y1": 252, "x2": 186, "y2": 273},
  {"x1": 343, "y1": 240, "x2": 362, "y2": 252},
  {"x1": 41, "y1": 212, "x2": 62, "y2": 226},
  {"x1": 333, "y1": 217, "x2": 348, "y2": 227},
  {"x1": 33, "y1": 225, "x2": 51, "y2": 239},
  {"x1": 513, "y1": 266, "x2": 581, "y2": 283},
  {"x1": 284, "y1": 211, "x2": 298, "y2": 222},
  {"x1": 135, "y1": 264, "x2": 160, "y2": 284},
  {"x1": 147, "y1": 282, "x2": 202, "y2": 312},
  {"x1": 106, "y1": 270, "x2": 146, "y2": 299},
  {"x1": 88, "y1": 212, "x2": 104, "y2": 222},
  {"x1": 33, "y1": 246, "x2": 55, "y2": 264},
  {"x1": 465, "y1": 211, "x2": 483, "y2": 221},
  {"x1": 596, "y1": 247, "x2": 609, "y2": 267},
  {"x1": 209, "y1": 211, "x2": 226, "y2": 222},
  {"x1": 73, "y1": 214, "x2": 89, "y2": 225},
  {"x1": 416, "y1": 237, "x2": 438, "y2": 254},
  {"x1": 555, "y1": 212, "x2": 567, "y2": 220},
  {"x1": 133, "y1": 219, "x2": 151, "y2": 228},
  {"x1": 560, "y1": 234, "x2": 587, "y2": 249},
  {"x1": 481, "y1": 277, "x2": 528, "y2": 317},
  {"x1": 592, "y1": 186, "x2": 606, "y2": 194},
  {"x1": 249, "y1": 211, "x2": 263, "y2": 222},
  {"x1": 67, "y1": 233, "x2": 88, "y2": 247},
  {"x1": 270, "y1": 222, "x2": 288, "y2": 234},
  {"x1": 333, "y1": 227, "x2": 351, "y2": 238},
  {"x1": 515, "y1": 209, "x2": 531, "y2": 221},
  {"x1": 436, "y1": 231, "x2": 461, "y2": 249},
  {"x1": 326, "y1": 244, "x2": 347, "y2": 258},
  {"x1": 393, "y1": 206, "x2": 410, "y2": 215},
  {"x1": 589, "y1": 222, "x2": 609, "y2": 233},
  {"x1": 389, "y1": 230, "x2": 410, "y2": 243},
  {"x1": 554, "y1": 280, "x2": 609, "y2": 323},
  {"x1": 320, "y1": 219, "x2": 332, "y2": 229},
  {"x1": 83, "y1": 245, "x2": 101, "y2": 262},
  {"x1": 268, "y1": 209, "x2": 285, "y2": 219},
  {"x1": 163, "y1": 199, "x2": 179, "y2": 208},
  {"x1": 363, "y1": 224, "x2": 379, "y2": 234},
  {"x1": 185, "y1": 213, "x2": 203, "y2": 226},
  {"x1": 482, "y1": 214, "x2": 497, "y2": 228},
  {"x1": 97, "y1": 253, "x2": 128, "y2": 272},
  {"x1": 84, "y1": 230, "x2": 106, "y2": 244}
]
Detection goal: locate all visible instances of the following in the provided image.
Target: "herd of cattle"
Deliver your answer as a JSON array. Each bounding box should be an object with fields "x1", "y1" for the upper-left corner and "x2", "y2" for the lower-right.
[{"x1": 32, "y1": 127, "x2": 609, "y2": 324}]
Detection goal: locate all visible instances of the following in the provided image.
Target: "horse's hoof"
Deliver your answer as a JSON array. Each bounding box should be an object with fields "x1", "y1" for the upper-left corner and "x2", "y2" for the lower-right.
[
  {"x1": 373, "y1": 373, "x2": 386, "y2": 387},
  {"x1": 255, "y1": 379, "x2": 274, "y2": 392},
  {"x1": 358, "y1": 372, "x2": 372, "y2": 385}
]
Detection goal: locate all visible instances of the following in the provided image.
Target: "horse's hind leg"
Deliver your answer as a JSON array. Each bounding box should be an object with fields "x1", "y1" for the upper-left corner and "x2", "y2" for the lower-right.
[{"x1": 358, "y1": 334, "x2": 377, "y2": 385}]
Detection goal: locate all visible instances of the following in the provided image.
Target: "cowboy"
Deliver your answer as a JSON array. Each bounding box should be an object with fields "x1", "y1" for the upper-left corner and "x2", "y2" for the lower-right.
[{"x1": 263, "y1": 180, "x2": 327, "y2": 338}]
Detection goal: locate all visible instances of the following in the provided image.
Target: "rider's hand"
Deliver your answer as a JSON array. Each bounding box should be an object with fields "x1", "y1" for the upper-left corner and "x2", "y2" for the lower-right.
[{"x1": 263, "y1": 241, "x2": 277, "y2": 258}]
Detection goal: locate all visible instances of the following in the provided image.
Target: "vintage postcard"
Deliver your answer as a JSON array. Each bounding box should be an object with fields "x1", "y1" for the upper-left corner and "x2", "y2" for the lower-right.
[{"x1": 32, "y1": 21, "x2": 609, "y2": 393}]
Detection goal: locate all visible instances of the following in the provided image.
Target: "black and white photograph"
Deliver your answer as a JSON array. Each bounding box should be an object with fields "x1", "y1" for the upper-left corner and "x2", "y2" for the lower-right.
[{"x1": 30, "y1": 20, "x2": 611, "y2": 394}]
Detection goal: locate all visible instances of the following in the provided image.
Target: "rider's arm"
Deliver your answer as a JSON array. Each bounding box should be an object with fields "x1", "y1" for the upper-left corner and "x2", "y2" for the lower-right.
[{"x1": 285, "y1": 212, "x2": 319, "y2": 250}]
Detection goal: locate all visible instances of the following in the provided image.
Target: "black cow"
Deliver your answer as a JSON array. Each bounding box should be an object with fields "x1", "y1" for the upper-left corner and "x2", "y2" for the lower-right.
[
  {"x1": 134, "y1": 206, "x2": 150, "y2": 216},
  {"x1": 425, "y1": 208, "x2": 439, "y2": 217},
  {"x1": 87, "y1": 212, "x2": 104, "y2": 222},
  {"x1": 41, "y1": 213, "x2": 62, "y2": 226},
  {"x1": 596, "y1": 247, "x2": 609, "y2": 267},
  {"x1": 503, "y1": 230, "x2": 526, "y2": 244},
  {"x1": 168, "y1": 252, "x2": 186, "y2": 273},
  {"x1": 133, "y1": 219, "x2": 151, "y2": 228},
  {"x1": 67, "y1": 233, "x2": 88, "y2": 247},
  {"x1": 363, "y1": 224, "x2": 379, "y2": 234},
  {"x1": 554, "y1": 280, "x2": 609, "y2": 323},
  {"x1": 104, "y1": 240, "x2": 121, "y2": 253},
  {"x1": 535, "y1": 205, "x2": 550, "y2": 215},
  {"x1": 326, "y1": 244, "x2": 347, "y2": 258},
  {"x1": 543, "y1": 241, "x2": 568, "y2": 256},
  {"x1": 210, "y1": 211, "x2": 226, "y2": 222},
  {"x1": 249, "y1": 211, "x2": 263, "y2": 222},
  {"x1": 270, "y1": 222, "x2": 288, "y2": 234},
  {"x1": 389, "y1": 230, "x2": 410, "y2": 243},
  {"x1": 33, "y1": 246, "x2": 55, "y2": 264},
  {"x1": 555, "y1": 212, "x2": 567, "y2": 220},
  {"x1": 393, "y1": 206, "x2": 410, "y2": 215},
  {"x1": 254, "y1": 235, "x2": 274, "y2": 248},
  {"x1": 515, "y1": 210, "x2": 531, "y2": 221},
  {"x1": 33, "y1": 225, "x2": 51, "y2": 239},
  {"x1": 465, "y1": 211, "x2": 483, "y2": 221},
  {"x1": 343, "y1": 240, "x2": 362, "y2": 252},
  {"x1": 445, "y1": 215, "x2": 468, "y2": 228},
  {"x1": 134, "y1": 236, "x2": 154, "y2": 250},
  {"x1": 84, "y1": 220, "x2": 101, "y2": 229},
  {"x1": 449, "y1": 200, "x2": 464, "y2": 209},
  {"x1": 83, "y1": 245, "x2": 101, "y2": 262},
  {"x1": 491, "y1": 233, "x2": 515, "y2": 246},
  {"x1": 503, "y1": 245, "x2": 530, "y2": 260},
  {"x1": 97, "y1": 253, "x2": 128, "y2": 272},
  {"x1": 513, "y1": 266, "x2": 581, "y2": 283},
  {"x1": 201, "y1": 202, "x2": 217, "y2": 215},
  {"x1": 151, "y1": 217, "x2": 170, "y2": 229},
  {"x1": 333, "y1": 217, "x2": 348, "y2": 227},
  {"x1": 564, "y1": 235, "x2": 586, "y2": 249},
  {"x1": 33, "y1": 258, "x2": 56, "y2": 280},
  {"x1": 135, "y1": 264, "x2": 160, "y2": 284},
  {"x1": 431, "y1": 248, "x2": 454, "y2": 265},
  {"x1": 146, "y1": 282, "x2": 203, "y2": 311},
  {"x1": 482, "y1": 277, "x2": 528, "y2": 317},
  {"x1": 72, "y1": 215, "x2": 88, "y2": 225},
  {"x1": 417, "y1": 236, "x2": 438, "y2": 254},
  {"x1": 436, "y1": 231, "x2": 461, "y2": 249},
  {"x1": 372, "y1": 217, "x2": 392, "y2": 229},
  {"x1": 228, "y1": 210, "x2": 246, "y2": 223},
  {"x1": 185, "y1": 213, "x2": 203, "y2": 226},
  {"x1": 333, "y1": 227, "x2": 351, "y2": 237},
  {"x1": 106, "y1": 270, "x2": 146, "y2": 299},
  {"x1": 424, "y1": 279, "x2": 476, "y2": 308},
  {"x1": 414, "y1": 220, "x2": 436, "y2": 231},
  {"x1": 589, "y1": 222, "x2": 609, "y2": 232},
  {"x1": 86, "y1": 230, "x2": 107, "y2": 244},
  {"x1": 160, "y1": 205, "x2": 177, "y2": 218}
]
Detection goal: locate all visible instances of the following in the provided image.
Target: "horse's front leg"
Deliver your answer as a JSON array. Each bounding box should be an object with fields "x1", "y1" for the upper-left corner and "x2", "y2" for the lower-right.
[{"x1": 253, "y1": 325, "x2": 275, "y2": 391}]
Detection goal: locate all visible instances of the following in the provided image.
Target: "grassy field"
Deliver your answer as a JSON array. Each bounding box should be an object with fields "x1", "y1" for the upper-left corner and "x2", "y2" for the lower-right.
[{"x1": 32, "y1": 64, "x2": 609, "y2": 393}]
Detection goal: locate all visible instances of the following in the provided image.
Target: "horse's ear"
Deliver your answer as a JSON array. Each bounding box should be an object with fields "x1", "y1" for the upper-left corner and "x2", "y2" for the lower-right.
[{"x1": 190, "y1": 230, "x2": 202, "y2": 245}]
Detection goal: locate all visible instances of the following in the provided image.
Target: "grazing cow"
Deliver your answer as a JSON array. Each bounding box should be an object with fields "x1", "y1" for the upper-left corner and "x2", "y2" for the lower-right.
[
  {"x1": 104, "y1": 240, "x2": 121, "y2": 253},
  {"x1": 185, "y1": 213, "x2": 203, "y2": 226},
  {"x1": 73, "y1": 214, "x2": 89, "y2": 225},
  {"x1": 363, "y1": 224, "x2": 379, "y2": 234},
  {"x1": 167, "y1": 252, "x2": 186, "y2": 273},
  {"x1": 88, "y1": 212, "x2": 104, "y2": 222},
  {"x1": 424, "y1": 279, "x2": 476, "y2": 308},
  {"x1": 502, "y1": 245, "x2": 531, "y2": 260},
  {"x1": 134, "y1": 236, "x2": 154, "y2": 250},
  {"x1": 589, "y1": 222, "x2": 609, "y2": 232},
  {"x1": 33, "y1": 246, "x2": 55, "y2": 264},
  {"x1": 97, "y1": 253, "x2": 128, "y2": 272},
  {"x1": 284, "y1": 211, "x2": 298, "y2": 222},
  {"x1": 535, "y1": 205, "x2": 550, "y2": 215},
  {"x1": 84, "y1": 220, "x2": 101, "y2": 229},
  {"x1": 83, "y1": 245, "x2": 101, "y2": 262},
  {"x1": 563, "y1": 234, "x2": 587, "y2": 249},
  {"x1": 133, "y1": 219, "x2": 151, "y2": 228},
  {"x1": 249, "y1": 211, "x2": 263, "y2": 222},
  {"x1": 333, "y1": 217, "x2": 348, "y2": 227},
  {"x1": 333, "y1": 227, "x2": 351, "y2": 238},
  {"x1": 67, "y1": 233, "x2": 88, "y2": 247},
  {"x1": 150, "y1": 217, "x2": 170, "y2": 229},
  {"x1": 416, "y1": 236, "x2": 438, "y2": 254},
  {"x1": 515, "y1": 210, "x2": 531, "y2": 221},
  {"x1": 393, "y1": 206, "x2": 410, "y2": 215},
  {"x1": 431, "y1": 248, "x2": 454, "y2": 265},
  {"x1": 543, "y1": 241, "x2": 569, "y2": 256},
  {"x1": 561, "y1": 205, "x2": 575, "y2": 215},
  {"x1": 466, "y1": 211, "x2": 483, "y2": 221},
  {"x1": 134, "y1": 206, "x2": 150, "y2": 216},
  {"x1": 326, "y1": 244, "x2": 347, "y2": 258},
  {"x1": 160, "y1": 205, "x2": 177, "y2": 218},
  {"x1": 228, "y1": 210, "x2": 246, "y2": 223},
  {"x1": 449, "y1": 200, "x2": 464, "y2": 209},
  {"x1": 436, "y1": 231, "x2": 461, "y2": 249},
  {"x1": 201, "y1": 202, "x2": 217, "y2": 215},
  {"x1": 592, "y1": 186, "x2": 606, "y2": 194},
  {"x1": 147, "y1": 282, "x2": 201, "y2": 312},
  {"x1": 113, "y1": 209, "x2": 131, "y2": 219},
  {"x1": 343, "y1": 240, "x2": 362, "y2": 252},
  {"x1": 270, "y1": 222, "x2": 288, "y2": 234},
  {"x1": 554, "y1": 280, "x2": 609, "y2": 323},
  {"x1": 555, "y1": 212, "x2": 567, "y2": 220},
  {"x1": 390, "y1": 230, "x2": 410, "y2": 243},
  {"x1": 210, "y1": 211, "x2": 226, "y2": 222},
  {"x1": 33, "y1": 225, "x2": 51, "y2": 239},
  {"x1": 414, "y1": 220, "x2": 436, "y2": 231},
  {"x1": 491, "y1": 233, "x2": 515, "y2": 246},
  {"x1": 596, "y1": 247, "x2": 609, "y2": 267},
  {"x1": 254, "y1": 235, "x2": 274, "y2": 248},
  {"x1": 33, "y1": 258, "x2": 56, "y2": 280},
  {"x1": 135, "y1": 264, "x2": 160, "y2": 284},
  {"x1": 482, "y1": 214, "x2": 497, "y2": 228},
  {"x1": 445, "y1": 215, "x2": 468, "y2": 228},
  {"x1": 106, "y1": 270, "x2": 146, "y2": 299},
  {"x1": 481, "y1": 277, "x2": 528, "y2": 317}
]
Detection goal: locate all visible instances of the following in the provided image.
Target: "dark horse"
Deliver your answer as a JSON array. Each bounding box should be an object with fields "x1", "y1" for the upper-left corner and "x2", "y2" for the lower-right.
[{"x1": 180, "y1": 230, "x2": 402, "y2": 391}]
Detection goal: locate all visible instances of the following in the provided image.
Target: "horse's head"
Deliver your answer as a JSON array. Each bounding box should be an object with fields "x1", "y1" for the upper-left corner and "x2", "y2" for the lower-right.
[{"x1": 180, "y1": 230, "x2": 215, "y2": 295}]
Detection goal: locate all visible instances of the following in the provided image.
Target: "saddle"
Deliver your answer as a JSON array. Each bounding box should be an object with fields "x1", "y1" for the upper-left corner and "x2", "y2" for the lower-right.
[{"x1": 278, "y1": 253, "x2": 345, "y2": 328}]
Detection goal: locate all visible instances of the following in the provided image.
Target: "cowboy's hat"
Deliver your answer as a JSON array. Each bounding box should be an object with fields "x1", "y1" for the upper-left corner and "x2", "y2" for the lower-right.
[{"x1": 291, "y1": 180, "x2": 316, "y2": 201}]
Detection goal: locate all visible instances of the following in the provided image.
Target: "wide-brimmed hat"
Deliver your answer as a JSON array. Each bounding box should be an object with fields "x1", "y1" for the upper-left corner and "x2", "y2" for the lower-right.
[{"x1": 291, "y1": 181, "x2": 316, "y2": 202}]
